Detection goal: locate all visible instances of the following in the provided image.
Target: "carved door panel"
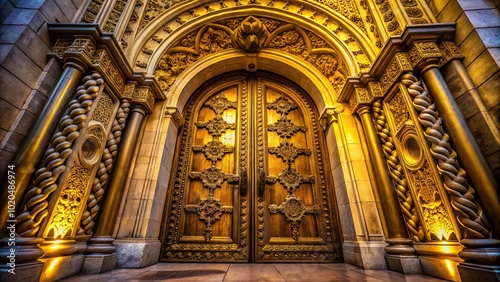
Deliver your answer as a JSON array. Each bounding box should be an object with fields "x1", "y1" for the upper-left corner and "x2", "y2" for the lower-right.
[{"x1": 161, "y1": 72, "x2": 341, "y2": 262}]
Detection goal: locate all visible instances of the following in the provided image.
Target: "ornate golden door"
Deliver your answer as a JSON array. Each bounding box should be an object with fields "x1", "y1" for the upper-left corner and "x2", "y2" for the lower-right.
[{"x1": 161, "y1": 72, "x2": 341, "y2": 262}]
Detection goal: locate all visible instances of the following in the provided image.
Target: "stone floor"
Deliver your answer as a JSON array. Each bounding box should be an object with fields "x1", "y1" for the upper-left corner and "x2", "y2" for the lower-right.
[{"x1": 61, "y1": 263, "x2": 448, "y2": 281}]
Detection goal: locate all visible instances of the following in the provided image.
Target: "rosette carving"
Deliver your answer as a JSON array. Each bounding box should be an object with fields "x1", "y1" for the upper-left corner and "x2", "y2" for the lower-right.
[
  {"x1": 373, "y1": 99, "x2": 424, "y2": 241},
  {"x1": 401, "y1": 73, "x2": 491, "y2": 239},
  {"x1": 16, "y1": 73, "x2": 102, "y2": 237},
  {"x1": 78, "y1": 99, "x2": 131, "y2": 235}
]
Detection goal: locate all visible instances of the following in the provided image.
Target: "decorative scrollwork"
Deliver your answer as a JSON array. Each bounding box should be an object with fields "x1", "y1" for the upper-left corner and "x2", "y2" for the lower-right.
[
  {"x1": 268, "y1": 138, "x2": 311, "y2": 163},
  {"x1": 192, "y1": 140, "x2": 234, "y2": 163},
  {"x1": 267, "y1": 94, "x2": 297, "y2": 116},
  {"x1": 189, "y1": 165, "x2": 239, "y2": 194},
  {"x1": 372, "y1": 99, "x2": 424, "y2": 242},
  {"x1": 268, "y1": 195, "x2": 319, "y2": 241},
  {"x1": 204, "y1": 93, "x2": 237, "y2": 115},
  {"x1": 267, "y1": 116, "x2": 307, "y2": 138},
  {"x1": 196, "y1": 116, "x2": 235, "y2": 137},
  {"x1": 16, "y1": 73, "x2": 102, "y2": 237},
  {"x1": 401, "y1": 73, "x2": 491, "y2": 239},
  {"x1": 274, "y1": 166, "x2": 315, "y2": 194},
  {"x1": 184, "y1": 197, "x2": 233, "y2": 242}
]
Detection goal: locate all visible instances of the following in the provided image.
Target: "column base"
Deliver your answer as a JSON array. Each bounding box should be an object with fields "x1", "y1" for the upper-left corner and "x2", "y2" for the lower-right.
[
  {"x1": 39, "y1": 253, "x2": 84, "y2": 282},
  {"x1": 114, "y1": 238, "x2": 161, "y2": 268},
  {"x1": 385, "y1": 254, "x2": 422, "y2": 274},
  {"x1": 342, "y1": 241, "x2": 387, "y2": 269},
  {"x1": 0, "y1": 261, "x2": 43, "y2": 282},
  {"x1": 420, "y1": 256, "x2": 461, "y2": 281},
  {"x1": 81, "y1": 253, "x2": 117, "y2": 274},
  {"x1": 458, "y1": 262, "x2": 500, "y2": 282}
]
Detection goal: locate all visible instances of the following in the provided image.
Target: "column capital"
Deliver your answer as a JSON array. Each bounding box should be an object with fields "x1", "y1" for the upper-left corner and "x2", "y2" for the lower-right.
[
  {"x1": 439, "y1": 41, "x2": 464, "y2": 68},
  {"x1": 319, "y1": 104, "x2": 344, "y2": 131},
  {"x1": 408, "y1": 41, "x2": 442, "y2": 72}
]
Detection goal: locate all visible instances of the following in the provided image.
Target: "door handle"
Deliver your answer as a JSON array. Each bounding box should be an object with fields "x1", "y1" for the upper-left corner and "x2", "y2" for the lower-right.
[
  {"x1": 258, "y1": 168, "x2": 266, "y2": 197},
  {"x1": 239, "y1": 167, "x2": 247, "y2": 196}
]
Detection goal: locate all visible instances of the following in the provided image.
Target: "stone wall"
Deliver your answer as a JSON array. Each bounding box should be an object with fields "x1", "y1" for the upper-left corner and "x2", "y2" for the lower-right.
[
  {"x1": 0, "y1": 0, "x2": 85, "y2": 180},
  {"x1": 426, "y1": 0, "x2": 500, "y2": 180}
]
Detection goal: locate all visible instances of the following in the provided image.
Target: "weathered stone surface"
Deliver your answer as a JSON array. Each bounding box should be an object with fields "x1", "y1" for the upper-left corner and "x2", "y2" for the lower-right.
[
  {"x1": 1, "y1": 46, "x2": 42, "y2": 89},
  {"x1": 81, "y1": 254, "x2": 117, "y2": 274},
  {"x1": 420, "y1": 256, "x2": 461, "y2": 281},
  {"x1": 114, "y1": 239, "x2": 161, "y2": 268},
  {"x1": 0, "y1": 261, "x2": 43, "y2": 282},
  {"x1": 0, "y1": 66, "x2": 31, "y2": 108},
  {"x1": 39, "y1": 254, "x2": 84, "y2": 281},
  {"x1": 386, "y1": 255, "x2": 422, "y2": 275}
]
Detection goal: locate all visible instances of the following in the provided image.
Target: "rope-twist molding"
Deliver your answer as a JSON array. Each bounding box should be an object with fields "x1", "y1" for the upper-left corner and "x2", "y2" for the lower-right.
[
  {"x1": 78, "y1": 99, "x2": 130, "y2": 235},
  {"x1": 372, "y1": 100, "x2": 425, "y2": 242},
  {"x1": 401, "y1": 73, "x2": 491, "y2": 239},
  {"x1": 16, "y1": 73, "x2": 102, "y2": 237}
]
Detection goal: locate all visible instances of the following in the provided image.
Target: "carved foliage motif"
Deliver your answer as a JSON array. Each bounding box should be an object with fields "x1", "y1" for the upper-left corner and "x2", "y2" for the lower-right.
[
  {"x1": 374, "y1": 0, "x2": 401, "y2": 35},
  {"x1": 81, "y1": 0, "x2": 104, "y2": 23},
  {"x1": 407, "y1": 161, "x2": 455, "y2": 241},
  {"x1": 387, "y1": 91, "x2": 409, "y2": 132},
  {"x1": 91, "y1": 92, "x2": 115, "y2": 126},
  {"x1": 103, "y1": 0, "x2": 128, "y2": 32},
  {"x1": 45, "y1": 166, "x2": 92, "y2": 238},
  {"x1": 154, "y1": 17, "x2": 349, "y2": 94}
]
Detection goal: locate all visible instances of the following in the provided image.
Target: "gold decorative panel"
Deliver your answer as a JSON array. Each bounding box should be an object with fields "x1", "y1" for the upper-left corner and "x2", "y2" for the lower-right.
[{"x1": 154, "y1": 16, "x2": 349, "y2": 94}]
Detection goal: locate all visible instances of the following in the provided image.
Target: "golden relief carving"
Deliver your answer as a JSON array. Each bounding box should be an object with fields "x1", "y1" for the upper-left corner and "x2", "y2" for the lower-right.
[
  {"x1": 50, "y1": 39, "x2": 73, "y2": 58},
  {"x1": 374, "y1": 0, "x2": 402, "y2": 35},
  {"x1": 92, "y1": 49, "x2": 126, "y2": 93},
  {"x1": 81, "y1": 0, "x2": 103, "y2": 23},
  {"x1": 319, "y1": 104, "x2": 344, "y2": 131},
  {"x1": 387, "y1": 91, "x2": 409, "y2": 132},
  {"x1": 16, "y1": 73, "x2": 102, "y2": 237},
  {"x1": 154, "y1": 17, "x2": 348, "y2": 94},
  {"x1": 45, "y1": 166, "x2": 92, "y2": 238},
  {"x1": 91, "y1": 92, "x2": 115, "y2": 126},
  {"x1": 184, "y1": 197, "x2": 233, "y2": 242},
  {"x1": 408, "y1": 42, "x2": 442, "y2": 68},
  {"x1": 402, "y1": 73, "x2": 491, "y2": 239},
  {"x1": 268, "y1": 195, "x2": 320, "y2": 241},
  {"x1": 407, "y1": 161, "x2": 455, "y2": 241},
  {"x1": 103, "y1": 0, "x2": 128, "y2": 32},
  {"x1": 439, "y1": 41, "x2": 464, "y2": 67},
  {"x1": 379, "y1": 53, "x2": 412, "y2": 94},
  {"x1": 372, "y1": 100, "x2": 424, "y2": 242},
  {"x1": 231, "y1": 16, "x2": 269, "y2": 52},
  {"x1": 132, "y1": 87, "x2": 155, "y2": 112}
]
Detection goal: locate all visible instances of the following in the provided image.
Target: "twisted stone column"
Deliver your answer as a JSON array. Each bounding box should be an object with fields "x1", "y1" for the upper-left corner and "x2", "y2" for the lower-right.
[{"x1": 357, "y1": 106, "x2": 419, "y2": 274}]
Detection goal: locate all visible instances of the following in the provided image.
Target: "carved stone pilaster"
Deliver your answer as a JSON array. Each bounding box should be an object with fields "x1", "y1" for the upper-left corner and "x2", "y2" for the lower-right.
[{"x1": 319, "y1": 104, "x2": 344, "y2": 131}]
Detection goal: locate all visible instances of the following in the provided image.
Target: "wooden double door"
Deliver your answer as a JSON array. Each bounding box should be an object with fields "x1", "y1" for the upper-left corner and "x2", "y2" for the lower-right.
[{"x1": 161, "y1": 71, "x2": 341, "y2": 262}]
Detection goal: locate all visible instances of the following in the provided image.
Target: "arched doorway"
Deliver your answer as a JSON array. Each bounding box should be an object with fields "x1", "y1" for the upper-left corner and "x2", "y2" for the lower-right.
[{"x1": 160, "y1": 71, "x2": 342, "y2": 262}]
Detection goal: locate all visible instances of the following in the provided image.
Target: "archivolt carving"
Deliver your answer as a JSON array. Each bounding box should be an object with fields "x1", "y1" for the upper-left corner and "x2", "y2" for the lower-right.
[
  {"x1": 372, "y1": 100, "x2": 424, "y2": 241},
  {"x1": 154, "y1": 17, "x2": 348, "y2": 94},
  {"x1": 402, "y1": 73, "x2": 491, "y2": 239},
  {"x1": 373, "y1": 0, "x2": 401, "y2": 35},
  {"x1": 78, "y1": 100, "x2": 131, "y2": 236},
  {"x1": 16, "y1": 73, "x2": 102, "y2": 237}
]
